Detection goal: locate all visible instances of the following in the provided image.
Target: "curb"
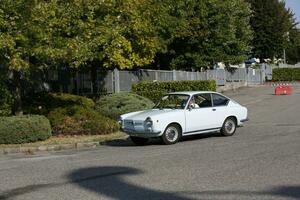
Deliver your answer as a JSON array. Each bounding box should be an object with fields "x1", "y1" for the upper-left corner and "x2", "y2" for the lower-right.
[
  {"x1": 264, "y1": 81, "x2": 300, "y2": 87},
  {"x1": 217, "y1": 82, "x2": 248, "y2": 93},
  {"x1": 0, "y1": 141, "x2": 101, "y2": 155}
]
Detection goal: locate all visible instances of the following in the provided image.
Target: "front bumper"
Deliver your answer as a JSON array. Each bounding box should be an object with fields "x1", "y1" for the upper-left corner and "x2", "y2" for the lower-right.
[
  {"x1": 122, "y1": 128, "x2": 162, "y2": 138},
  {"x1": 238, "y1": 118, "x2": 249, "y2": 127}
]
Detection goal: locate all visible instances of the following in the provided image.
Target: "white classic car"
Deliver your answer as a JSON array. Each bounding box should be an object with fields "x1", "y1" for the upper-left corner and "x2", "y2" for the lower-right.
[{"x1": 119, "y1": 91, "x2": 248, "y2": 145}]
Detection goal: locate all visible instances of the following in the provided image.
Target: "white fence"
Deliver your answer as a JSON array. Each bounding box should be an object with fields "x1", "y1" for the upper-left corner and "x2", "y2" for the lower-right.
[
  {"x1": 275, "y1": 63, "x2": 300, "y2": 68},
  {"x1": 101, "y1": 67, "x2": 265, "y2": 94},
  {"x1": 45, "y1": 65, "x2": 268, "y2": 95}
]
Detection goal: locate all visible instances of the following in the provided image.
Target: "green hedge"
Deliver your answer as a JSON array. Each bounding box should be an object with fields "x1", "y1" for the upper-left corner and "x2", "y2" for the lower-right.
[
  {"x1": 132, "y1": 80, "x2": 216, "y2": 102},
  {"x1": 48, "y1": 106, "x2": 119, "y2": 135},
  {"x1": 23, "y1": 93, "x2": 120, "y2": 135},
  {"x1": 0, "y1": 115, "x2": 52, "y2": 144},
  {"x1": 24, "y1": 92, "x2": 95, "y2": 115},
  {"x1": 95, "y1": 93, "x2": 154, "y2": 120},
  {"x1": 272, "y1": 68, "x2": 300, "y2": 81}
]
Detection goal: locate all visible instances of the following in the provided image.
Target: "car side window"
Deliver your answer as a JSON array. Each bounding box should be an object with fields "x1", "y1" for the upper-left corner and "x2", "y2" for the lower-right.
[
  {"x1": 192, "y1": 93, "x2": 212, "y2": 108},
  {"x1": 212, "y1": 94, "x2": 229, "y2": 107}
]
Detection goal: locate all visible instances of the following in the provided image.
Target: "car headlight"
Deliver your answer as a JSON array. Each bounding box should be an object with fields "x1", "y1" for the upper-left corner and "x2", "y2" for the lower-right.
[
  {"x1": 118, "y1": 118, "x2": 123, "y2": 126},
  {"x1": 145, "y1": 117, "x2": 153, "y2": 127}
]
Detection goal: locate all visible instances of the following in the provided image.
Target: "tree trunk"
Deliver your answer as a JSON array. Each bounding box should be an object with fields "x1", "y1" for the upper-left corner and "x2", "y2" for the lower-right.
[
  {"x1": 91, "y1": 65, "x2": 97, "y2": 96},
  {"x1": 12, "y1": 70, "x2": 23, "y2": 116}
]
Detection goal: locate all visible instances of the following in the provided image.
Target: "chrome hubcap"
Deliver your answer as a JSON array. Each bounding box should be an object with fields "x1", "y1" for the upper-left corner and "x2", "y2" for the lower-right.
[
  {"x1": 225, "y1": 120, "x2": 235, "y2": 134},
  {"x1": 165, "y1": 127, "x2": 178, "y2": 142}
]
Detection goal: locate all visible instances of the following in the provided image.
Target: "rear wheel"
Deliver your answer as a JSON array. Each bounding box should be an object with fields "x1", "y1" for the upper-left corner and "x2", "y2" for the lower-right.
[
  {"x1": 221, "y1": 117, "x2": 237, "y2": 136},
  {"x1": 130, "y1": 136, "x2": 149, "y2": 145},
  {"x1": 162, "y1": 124, "x2": 181, "y2": 145}
]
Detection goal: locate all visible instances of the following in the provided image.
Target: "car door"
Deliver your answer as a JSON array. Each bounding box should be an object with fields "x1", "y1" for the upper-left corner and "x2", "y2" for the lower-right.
[
  {"x1": 184, "y1": 93, "x2": 215, "y2": 134},
  {"x1": 211, "y1": 93, "x2": 230, "y2": 127}
]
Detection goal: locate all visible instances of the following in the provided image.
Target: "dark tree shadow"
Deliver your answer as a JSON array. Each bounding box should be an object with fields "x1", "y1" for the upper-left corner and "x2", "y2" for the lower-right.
[
  {"x1": 68, "y1": 166, "x2": 192, "y2": 200},
  {"x1": 0, "y1": 165, "x2": 299, "y2": 200},
  {"x1": 0, "y1": 166, "x2": 191, "y2": 200}
]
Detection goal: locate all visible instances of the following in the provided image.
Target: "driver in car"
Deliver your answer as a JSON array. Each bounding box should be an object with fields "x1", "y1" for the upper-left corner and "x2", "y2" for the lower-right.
[{"x1": 188, "y1": 97, "x2": 199, "y2": 109}]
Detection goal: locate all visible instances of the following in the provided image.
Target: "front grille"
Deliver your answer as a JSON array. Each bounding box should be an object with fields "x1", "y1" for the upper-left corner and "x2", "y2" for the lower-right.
[
  {"x1": 134, "y1": 122, "x2": 143, "y2": 126},
  {"x1": 124, "y1": 120, "x2": 144, "y2": 130},
  {"x1": 124, "y1": 120, "x2": 134, "y2": 129}
]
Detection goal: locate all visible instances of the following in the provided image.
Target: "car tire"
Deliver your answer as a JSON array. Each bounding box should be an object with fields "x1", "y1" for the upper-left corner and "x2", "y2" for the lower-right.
[
  {"x1": 162, "y1": 124, "x2": 181, "y2": 145},
  {"x1": 130, "y1": 136, "x2": 149, "y2": 145},
  {"x1": 221, "y1": 117, "x2": 237, "y2": 136}
]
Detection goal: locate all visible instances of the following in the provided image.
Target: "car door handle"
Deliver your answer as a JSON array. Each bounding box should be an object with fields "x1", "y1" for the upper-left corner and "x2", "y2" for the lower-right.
[{"x1": 212, "y1": 108, "x2": 216, "y2": 111}]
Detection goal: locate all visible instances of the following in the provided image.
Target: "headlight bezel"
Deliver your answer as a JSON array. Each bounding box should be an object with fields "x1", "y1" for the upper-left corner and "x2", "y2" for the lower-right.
[
  {"x1": 145, "y1": 117, "x2": 153, "y2": 127},
  {"x1": 118, "y1": 117, "x2": 123, "y2": 126}
]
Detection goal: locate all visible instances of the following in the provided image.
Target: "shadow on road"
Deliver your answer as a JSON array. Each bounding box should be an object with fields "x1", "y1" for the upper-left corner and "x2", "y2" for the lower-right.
[
  {"x1": 180, "y1": 132, "x2": 222, "y2": 143},
  {"x1": 104, "y1": 132, "x2": 222, "y2": 147},
  {"x1": 104, "y1": 137, "x2": 163, "y2": 147},
  {"x1": 68, "y1": 166, "x2": 191, "y2": 200},
  {"x1": 0, "y1": 166, "x2": 190, "y2": 200},
  {"x1": 0, "y1": 165, "x2": 299, "y2": 200}
]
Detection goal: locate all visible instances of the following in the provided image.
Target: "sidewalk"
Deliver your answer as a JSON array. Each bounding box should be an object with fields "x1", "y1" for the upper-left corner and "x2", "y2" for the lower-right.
[{"x1": 0, "y1": 132, "x2": 126, "y2": 155}]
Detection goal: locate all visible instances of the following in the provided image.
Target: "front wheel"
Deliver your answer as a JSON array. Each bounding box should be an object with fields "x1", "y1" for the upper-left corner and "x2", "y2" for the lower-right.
[
  {"x1": 162, "y1": 124, "x2": 181, "y2": 145},
  {"x1": 221, "y1": 117, "x2": 237, "y2": 136},
  {"x1": 130, "y1": 136, "x2": 149, "y2": 145}
]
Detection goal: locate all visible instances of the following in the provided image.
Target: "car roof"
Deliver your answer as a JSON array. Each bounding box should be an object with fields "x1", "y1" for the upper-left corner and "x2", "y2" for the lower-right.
[{"x1": 167, "y1": 91, "x2": 222, "y2": 96}]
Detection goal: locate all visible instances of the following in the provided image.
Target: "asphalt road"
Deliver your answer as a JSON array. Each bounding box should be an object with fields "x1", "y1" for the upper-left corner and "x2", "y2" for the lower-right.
[{"x1": 0, "y1": 85, "x2": 300, "y2": 200}]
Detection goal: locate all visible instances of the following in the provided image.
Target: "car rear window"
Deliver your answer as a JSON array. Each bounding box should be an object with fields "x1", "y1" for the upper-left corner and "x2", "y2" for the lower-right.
[{"x1": 212, "y1": 94, "x2": 229, "y2": 106}]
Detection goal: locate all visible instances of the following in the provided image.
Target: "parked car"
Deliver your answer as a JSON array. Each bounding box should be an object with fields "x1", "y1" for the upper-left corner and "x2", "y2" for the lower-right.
[{"x1": 119, "y1": 91, "x2": 248, "y2": 145}]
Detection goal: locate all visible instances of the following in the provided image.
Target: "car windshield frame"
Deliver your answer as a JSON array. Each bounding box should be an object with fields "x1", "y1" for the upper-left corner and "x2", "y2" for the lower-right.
[{"x1": 154, "y1": 94, "x2": 190, "y2": 110}]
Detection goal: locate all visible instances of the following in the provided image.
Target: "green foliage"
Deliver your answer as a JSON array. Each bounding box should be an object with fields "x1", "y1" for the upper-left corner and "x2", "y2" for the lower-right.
[
  {"x1": 272, "y1": 68, "x2": 300, "y2": 81},
  {"x1": 23, "y1": 93, "x2": 95, "y2": 115},
  {"x1": 0, "y1": 0, "x2": 33, "y2": 71},
  {"x1": 0, "y1": 115, "x2": 51, "y2": 144},
  {"x1": 28, "y1": 0, "x2": 170, "y2": 69},
  {"x1": 132, "y1": 80, "x2": 216, "y2": 102},
  {"x1": 95, "y1": 93, "x2": 154, "y2": 120},
  {"x1": 0, "y1": 81, "x2": 12, "y2": 116},
  {"x1": 0, "y1": 0, "x2": 254, "y2": 71},
  {"x1": 0, "y1": 0, "x2": 53, "y2": 115},
  {"x1": 247, "y1": 0, "x2": 297, "y2": 60},
  {"x1": 154, "y1": 0, "x2": 253, "y2": 70},
  {"x1": 23, "y1": 93, "x2": 119, "y2": 135},
  {"x1": 286, "y1": 28, "x2": 300, "y2": 64},
  {"x1": 48, "y1": 106, "x2": 119, "y2": 136},
  {"x1": 0, "y1": 0, "x2": 171, "y2": 114}
]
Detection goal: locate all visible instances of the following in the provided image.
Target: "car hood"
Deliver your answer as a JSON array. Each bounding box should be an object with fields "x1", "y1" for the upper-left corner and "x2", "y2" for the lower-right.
[{"x1": 122, "y1": 109, "x2": 177, "y2": 121}]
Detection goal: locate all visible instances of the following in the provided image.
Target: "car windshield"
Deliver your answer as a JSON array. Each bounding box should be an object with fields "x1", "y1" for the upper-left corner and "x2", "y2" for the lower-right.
[{"x1": 154, "y1": 94, "x2": 190, "y2": 109}]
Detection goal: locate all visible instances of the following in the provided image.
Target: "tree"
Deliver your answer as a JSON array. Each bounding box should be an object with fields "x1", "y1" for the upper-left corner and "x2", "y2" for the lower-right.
[
  {"x1": 153, "y1": 0, "x2": 253, "y2": 70},
  {"x1": 286, "y1": 27, "x2": 300, "y2": 64},
  {"x1": 0, "y1": 0, "x2": 39, "y2": 115},
  {"x1": 247, "y1": 0, "x2": 297, "y2": 61},
  {"x1": 32, "y1": 0, "x2": 172, "y2": 69},
  {"x1": 32, "y1": 0, "x2": 176, "y2": 94},
  {"x1": 0, "y1": 0, "x2": 172, "y2": 113}
]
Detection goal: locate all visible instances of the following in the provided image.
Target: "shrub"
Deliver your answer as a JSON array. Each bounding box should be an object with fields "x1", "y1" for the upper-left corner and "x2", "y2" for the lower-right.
[
  {"x1": 272, "y1": 68, "x2": 300, "y2": 81},
  {"x1": 132, "y1": 80, "x2": 216, "y2": 102},
  {"x1": 0, "y1": 81, "x2": 13, "y2": 116},
  {"x1": 0, "y1": 115, "x2": 52, "y2": 144},
  {"x1": 48, "y1": 106, "x2": 119, "y2": 135},
  {"x1": 23, "y1": 93, "x2": 119, "y2": 136},
  {"x1": 23, "y1": 92, "x2": 95, "y2": 115},
  {"x1": 95, "y1": 93, "x2": 155, "y2": 120}
]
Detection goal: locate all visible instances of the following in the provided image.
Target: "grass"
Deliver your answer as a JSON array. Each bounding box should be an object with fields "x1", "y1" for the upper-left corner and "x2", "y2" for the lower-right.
[{"x1": 0, "y1": 132, "x2": 126, "y2": 148}]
